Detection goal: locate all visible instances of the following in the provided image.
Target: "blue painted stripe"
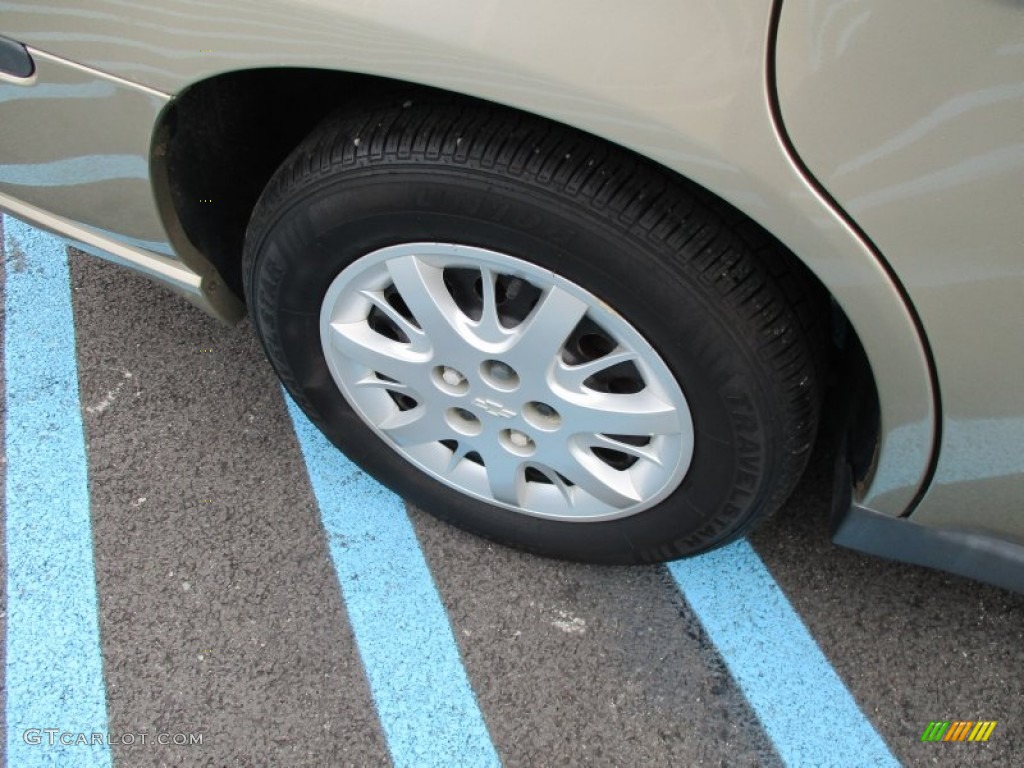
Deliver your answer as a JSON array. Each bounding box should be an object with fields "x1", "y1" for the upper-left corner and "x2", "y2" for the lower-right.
[
  {"x1": 668, "y1": 540, "x2": 897, "y2": 767},
  {"x1": 284, "y1": 397, "x2": 501, "y2": 768},
  {"x1": 3, "y1": 216, "x2": 112, "y2": 767}
]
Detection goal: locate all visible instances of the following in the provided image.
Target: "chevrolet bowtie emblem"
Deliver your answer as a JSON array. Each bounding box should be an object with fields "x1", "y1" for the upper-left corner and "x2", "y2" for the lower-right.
[{"x1": 472, "y1": 397, "x2": 515, "y2": 418}]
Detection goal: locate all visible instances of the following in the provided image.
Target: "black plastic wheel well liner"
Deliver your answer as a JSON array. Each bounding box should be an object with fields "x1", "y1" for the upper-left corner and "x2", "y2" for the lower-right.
[{"x1": 157, "y1": 69, "x2": 409, "y2": 296}]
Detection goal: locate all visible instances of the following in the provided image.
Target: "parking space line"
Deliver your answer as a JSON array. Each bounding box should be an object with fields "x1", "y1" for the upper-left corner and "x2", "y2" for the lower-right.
[
  {"x1": 669, "y1": 540, "x2": 898, "y2": 767},
  {"x1": 3, "y1": 216, "x2": 112, "y2": 767},
  {"x1": 285, "y1": 397, "x2": 501, "y2": 768}
]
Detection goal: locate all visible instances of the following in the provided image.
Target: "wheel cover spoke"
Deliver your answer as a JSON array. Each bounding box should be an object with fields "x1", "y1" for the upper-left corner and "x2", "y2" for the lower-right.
[
  {"x1": 357, "y1": 288, "x2": 427, "y2": 351},
  {"x1": 560, "y1": 390, "x2": 682, "y2": 437},
  {"x1": 553, "y1": 348, "x2": 639, "y2": 392},
  {"x1": 378, "y1": 406, "x2": 446, "y2": 447},
  {"x1": 320, "y1": 243, "x2": 694, "y2": 522},
  {"x1": 477, "y1": 444, "x2": 527, "y2": 507},
  {"x1": 385, "y1": 254, "x2": 467, "y2": 351},
  {"x1": 585, "y1": 433, "x2": 663, "y2": 466},
  {"x1": 473, "y1": 266, "x2": 508, "y2": 344},
  {"x1": 504, "y1": 285, "x2": 589, "y2": 367},
  {"x1": 549, "y1": 450, "x2": 644, "y2": 508},
  {"x1": 328, "y1": 321, "x2": 425, "y2": 386}
]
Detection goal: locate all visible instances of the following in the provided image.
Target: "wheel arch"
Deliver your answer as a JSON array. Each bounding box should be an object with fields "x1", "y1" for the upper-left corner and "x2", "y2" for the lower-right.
[{"x1": 149, "y1": 40, "x2": 930, "y2": 517}]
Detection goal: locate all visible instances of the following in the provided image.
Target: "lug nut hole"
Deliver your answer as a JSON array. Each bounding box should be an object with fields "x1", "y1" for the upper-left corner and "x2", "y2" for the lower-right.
[
  {"x1": 523, "y1": 401, "x2": 562, "y2": 431},
  {"x1": 500, "y1": 428, "x2": 536, "y2": 456},
  {"x1": 480, "y1": 359, "x2": 520, "y2": 391},
  {"x1": 446, "y1": 407, "x2": 482, "y2": 436},
  {"x1": 433, "y1": 365, "x2": 469, "y2": 395}
]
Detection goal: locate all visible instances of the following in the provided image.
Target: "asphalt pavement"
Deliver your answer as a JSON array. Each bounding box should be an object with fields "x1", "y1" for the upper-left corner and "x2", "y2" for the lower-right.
[{"x1": 2, "y1": 217, "x2": 1022, "y2": 767}]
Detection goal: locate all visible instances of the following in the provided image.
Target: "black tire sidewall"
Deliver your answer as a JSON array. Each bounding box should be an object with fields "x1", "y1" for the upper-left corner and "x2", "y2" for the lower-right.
[{"x1": 248, "y1": 167, "x2": 786, "y2": 563}]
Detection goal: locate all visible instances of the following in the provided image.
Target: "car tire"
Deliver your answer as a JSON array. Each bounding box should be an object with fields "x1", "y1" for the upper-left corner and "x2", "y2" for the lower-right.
[{"x1": 243, "y1": 98, "x2": 822, "y2": 564}]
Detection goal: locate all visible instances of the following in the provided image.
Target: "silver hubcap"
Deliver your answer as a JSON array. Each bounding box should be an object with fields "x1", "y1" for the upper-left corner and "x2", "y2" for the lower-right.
[{"x1": 319, "y1": 243, "x2": 694, "y2": 522}]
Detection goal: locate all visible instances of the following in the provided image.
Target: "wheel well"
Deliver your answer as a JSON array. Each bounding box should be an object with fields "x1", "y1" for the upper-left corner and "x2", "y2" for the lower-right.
[
  {"x1": 156, "y1": 68, "x2": 413, "y2": 295},
  {"x1": 154, "y1": 67, "x2": 880, "y2": 489}
]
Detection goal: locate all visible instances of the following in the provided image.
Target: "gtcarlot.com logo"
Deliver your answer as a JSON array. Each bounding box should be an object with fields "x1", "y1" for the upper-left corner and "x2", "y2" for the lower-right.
[
  {"x1": 23, "y1": 729, "x2": 203, "y2": 747},
  {"x1": 921, "y1": 721, "x2": 997, "y2": 743}
]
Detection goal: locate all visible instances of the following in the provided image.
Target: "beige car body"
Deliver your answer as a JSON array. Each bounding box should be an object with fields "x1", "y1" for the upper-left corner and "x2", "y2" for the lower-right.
[{"x1": 1, "y1": 0, "x2": 1021, "y2": 587}]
